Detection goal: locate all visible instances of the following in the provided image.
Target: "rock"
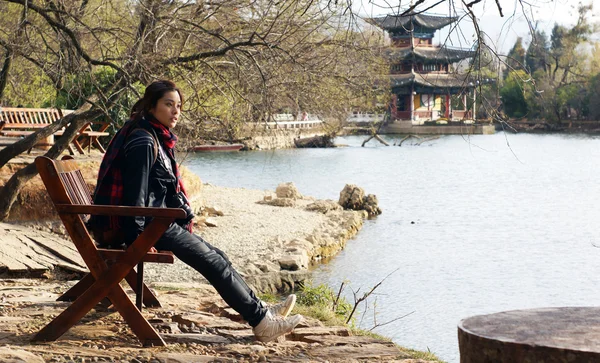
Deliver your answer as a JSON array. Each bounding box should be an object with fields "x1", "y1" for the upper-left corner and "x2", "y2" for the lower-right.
[
  {"x1": 153, "y1": 353, "x2": 235, "y2": 363},
  {"x1": 205, "y1": 217, "x2": 218, "y2": 227},
  {"x1": 162, "y1": 333, "x2": 231, "y2": 345},
  {"x1": 301, "y1": 334, "x2": 395, "y2": 346},
  {"x1": 308, "y1": 344, "x2": 402, "y2": 360},
  {"x1": 278, "y1": 253, "x2": 309, "y2": 271},
  {"x1": 339, "y1": 184, "x2": 365, "y2": 210},
  {"x1": 290, "y1": 326, "x2": 351, "y2": 341},
  {"x1": 275, "y1": 182, "x2": 302, "y2": 199},
  {"x1": 172, "y1": 313, "x2": 248, "y2": 330},
  {"x1": 364, "y1": 194, "x2": 382, "y2": 216},
  {"x1": 294, "y1": 135, "x2": 335, "y2": 148},
  {"x1": 259, "y1": 198, "x2": 296, "y2": 207},
  {"x1": 285, "y1": 238, "x2": 313, "y2": 251},
  {"x1": 0, "y1": 347, "x2": 45, "y2": 363},
  {"x1": 305, "y1": 200, "x2": 342, "y2": 214},
  {"x1": 203, "y1": 206, "x2": 224, "y2": 216},
  {"x1": 338, "y1": 184, "x2": 381, "y2": 217}
]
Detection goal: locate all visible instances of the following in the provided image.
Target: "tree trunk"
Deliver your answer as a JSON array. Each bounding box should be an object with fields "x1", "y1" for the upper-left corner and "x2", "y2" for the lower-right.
[{"x1": 0, "y1": 48, "x2": 12, "y2": 99}]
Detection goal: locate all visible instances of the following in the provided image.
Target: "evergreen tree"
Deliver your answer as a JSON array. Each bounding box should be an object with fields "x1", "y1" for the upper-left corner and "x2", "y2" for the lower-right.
[
  {"x1": 525, "y1": 30, "x2": 548, "y2": 75},
  {"x1": 503, "y1": 37, "x2": 526, "y2": 79}
]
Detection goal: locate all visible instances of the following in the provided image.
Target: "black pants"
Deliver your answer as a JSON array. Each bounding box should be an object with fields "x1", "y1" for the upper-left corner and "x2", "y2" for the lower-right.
[{"x1": 154, "y1": 224, "x2": 267, "y2": 327}]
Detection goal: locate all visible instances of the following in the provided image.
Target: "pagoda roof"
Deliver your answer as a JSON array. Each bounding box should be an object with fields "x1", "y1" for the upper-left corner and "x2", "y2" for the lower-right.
[
  {"x1": 385, "y1": 46, "x2": 475, "y2": 62},
  {"x1": 368, "y1": 13, "x2": 458, "y2": 31},
  {"x1": 390, "y1": 73, "x2": 475, "y2": 89}
]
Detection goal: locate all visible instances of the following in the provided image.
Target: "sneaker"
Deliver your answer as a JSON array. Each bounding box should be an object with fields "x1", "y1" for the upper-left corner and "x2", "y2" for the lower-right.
[
  {"x1": 268, "y1": 294, "x2": 296, "y2": 318},
  {"x1": 253, "y1": 311, "x2": 303, "y2": 343}
]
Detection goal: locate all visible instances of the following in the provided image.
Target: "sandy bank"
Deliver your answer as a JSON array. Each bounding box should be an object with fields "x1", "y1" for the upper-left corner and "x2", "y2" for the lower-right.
[{"x1": 146, "y1": 183, "x2": 365, "y2": 293}]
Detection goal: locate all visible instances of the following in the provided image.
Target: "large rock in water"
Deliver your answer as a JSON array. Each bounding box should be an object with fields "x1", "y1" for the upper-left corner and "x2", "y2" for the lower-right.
[
  {"x1": 294, "y1": 135, "x2": 335, "y2": 148},
  {"x1": 338, "y1": 184, "x2": 382, "y2": 216}
]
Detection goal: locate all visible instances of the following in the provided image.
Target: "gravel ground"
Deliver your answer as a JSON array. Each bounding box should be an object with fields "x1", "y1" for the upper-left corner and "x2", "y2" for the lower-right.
[{"x1": 144, "y1": 184, "x2": 331, "y2": 283}]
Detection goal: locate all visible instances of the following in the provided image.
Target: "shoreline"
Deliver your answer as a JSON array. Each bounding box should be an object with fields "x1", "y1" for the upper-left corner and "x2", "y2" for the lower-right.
[
  {"x1": 141, "y1": 183, "x2": 366, "y2": 293},
  {"x1": 0, "y1": 153, "x2": 444, "y2": 362}
]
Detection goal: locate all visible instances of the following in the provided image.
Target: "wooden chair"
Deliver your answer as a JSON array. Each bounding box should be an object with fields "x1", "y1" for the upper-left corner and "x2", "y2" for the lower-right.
[
  {"x1": 33, "y1": 156, "x2": 186, "y2": 346},
  {"x1": 60, "y1": 109, "x2": 110, "y2": 154}
]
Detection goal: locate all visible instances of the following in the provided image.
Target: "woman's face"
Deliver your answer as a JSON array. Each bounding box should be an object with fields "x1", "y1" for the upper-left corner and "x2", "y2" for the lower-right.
[{"x1": 150, "y1": 90, "x2": 181, "y2": 129}]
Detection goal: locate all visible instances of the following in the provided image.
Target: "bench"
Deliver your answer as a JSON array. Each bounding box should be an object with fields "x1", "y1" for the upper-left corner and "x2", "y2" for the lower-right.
[
  {"x1": 0, "y1": 107, "x2": 110, "y2": 154},
  {"x1": 34, "y1": 155, "x2": 185, "y2": 346}
]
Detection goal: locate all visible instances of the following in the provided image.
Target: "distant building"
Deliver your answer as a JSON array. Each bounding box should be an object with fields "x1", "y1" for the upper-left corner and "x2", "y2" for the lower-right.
[{"x1": 368, "y1": 13, "x2": 476, "y2": 125}]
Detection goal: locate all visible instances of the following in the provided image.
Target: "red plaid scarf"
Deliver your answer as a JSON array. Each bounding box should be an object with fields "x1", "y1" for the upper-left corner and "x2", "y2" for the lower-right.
[{"x1": 92, "y1": 116, "x2": 190, "y2": 230}]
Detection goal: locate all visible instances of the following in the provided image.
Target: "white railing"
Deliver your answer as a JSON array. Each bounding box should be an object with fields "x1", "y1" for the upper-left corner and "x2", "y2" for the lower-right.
[
  {"x1": 264, "y1": 119, "x2": 323, "y2": 129},
  {"x1": 261, "y1": 113, "x2": 323, "y2": 129},
  {"x1": 346, "y1": 112, "x2": 385, "y2": 123}
]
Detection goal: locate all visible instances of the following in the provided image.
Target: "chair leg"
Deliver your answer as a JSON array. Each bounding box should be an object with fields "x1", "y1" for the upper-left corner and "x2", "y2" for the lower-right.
[
  {"x1": 57, "y1": 273, "x2": 94, "y2": 301},
  {"x1": 136, "y1": 262, "x2": 144, "y2": 311},
  {"x1": 33, "y1": 217, "x2": 171, "y2": 346},
  {"x1": 124, "y1": 269, "x2": 162, "y2": 308},
  {"x1": 93, "y1": 138, "x2": 106, "y2": 153},
  {"x1": 34, "y1": 282, "x2": 164, "y2": 346},
  {"x1": 61, "y1": 270, "x2": 163, "y2": 309}
]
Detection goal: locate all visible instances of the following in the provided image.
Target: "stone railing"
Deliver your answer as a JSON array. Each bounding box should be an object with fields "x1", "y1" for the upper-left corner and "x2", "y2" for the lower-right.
[{"x1": 346, "y1": 112, "x2": 385, "y2": 123}]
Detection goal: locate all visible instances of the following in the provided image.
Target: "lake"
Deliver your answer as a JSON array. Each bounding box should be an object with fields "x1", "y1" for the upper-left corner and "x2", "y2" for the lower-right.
[{"x1": 185, "y1": 132, "x2": 600, "y2": 363}]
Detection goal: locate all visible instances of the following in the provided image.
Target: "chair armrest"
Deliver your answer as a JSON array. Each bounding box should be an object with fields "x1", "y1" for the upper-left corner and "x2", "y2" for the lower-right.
[{"x1": 55, "y1": 204, "x2": 187, "y2": 219}]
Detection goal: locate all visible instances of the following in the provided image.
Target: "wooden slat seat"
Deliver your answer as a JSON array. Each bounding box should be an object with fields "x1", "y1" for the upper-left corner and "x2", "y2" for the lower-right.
[{"x1": 34, "y1": 155, "x2": 185, "y2": 347}]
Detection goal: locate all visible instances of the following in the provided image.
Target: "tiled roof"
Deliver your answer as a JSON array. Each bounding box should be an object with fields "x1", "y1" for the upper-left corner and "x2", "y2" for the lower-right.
[
  {"x1": 390, "y1": 73, "x2": 475, "y2": 88},
  {"x1": 368, "y1": 14, "x2": 458, "y2": 31},
  {"x1": 384, "y1": 47, "x2": 475, "y2": 62}
]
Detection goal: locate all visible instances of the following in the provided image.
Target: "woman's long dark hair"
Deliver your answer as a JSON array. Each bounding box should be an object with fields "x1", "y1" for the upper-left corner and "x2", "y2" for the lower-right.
[{"x1": 130, "y1": 80, "x2": 183, "y2": 122}]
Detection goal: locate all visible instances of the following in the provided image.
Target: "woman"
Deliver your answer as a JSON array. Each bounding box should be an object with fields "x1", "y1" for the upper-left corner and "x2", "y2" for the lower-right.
[{"x1": 92, "y1": 80, "x2": 302, "y2": 342}]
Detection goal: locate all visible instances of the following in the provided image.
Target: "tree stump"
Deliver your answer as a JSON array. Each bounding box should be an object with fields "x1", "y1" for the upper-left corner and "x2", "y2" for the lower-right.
[{"x1": 458, "y1": 307, "x2": 600, "y2": 362}]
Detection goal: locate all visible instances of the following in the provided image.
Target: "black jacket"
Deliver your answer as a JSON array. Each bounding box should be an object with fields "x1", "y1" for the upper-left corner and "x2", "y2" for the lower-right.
[{"x1": 121, "y1": 127, "x2": 179, "y2": 244}]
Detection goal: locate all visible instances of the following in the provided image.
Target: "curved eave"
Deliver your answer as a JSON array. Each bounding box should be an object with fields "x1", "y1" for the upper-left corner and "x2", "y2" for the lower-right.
[
  {"x1": 384, "y1": 47, "x2": 475, "y2": 62},
  {"x1": 390, "y1": 73, "x2": 475, "y2": 88},
  {"x1": 368, "y1": 14, "x2": 459, "y2": 31}
]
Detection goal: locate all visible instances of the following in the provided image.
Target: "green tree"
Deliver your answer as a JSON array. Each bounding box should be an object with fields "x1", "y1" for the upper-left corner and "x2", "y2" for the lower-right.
[
  {"x1": 523, "y1": 4, "x2": 594, "y2": 122},
  {"x1": 587, "y1": 73, "x2": 600, "y2": 120},
  {"x1": 500, "y1": 70, "x2": 530, "y2": 118}
]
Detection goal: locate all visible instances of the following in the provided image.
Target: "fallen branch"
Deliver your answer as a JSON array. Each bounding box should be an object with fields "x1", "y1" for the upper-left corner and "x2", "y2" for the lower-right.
[
  {"x1": 369, "y1": 309, "x2": 415, "y2": 332},
  {"x1": 361, "y1": 135, "x2": 374, "y2": 147},
  {"x1": 373, "y1": 134, "x2": 389, "y2": 146},
  {"x1": 362, "y1": 134, "x2": 389, "y2": 147},
  {"x1": 415, "y1": 136, "x2": 440, "y2": 146},
  {"x1": 398, "y1": 135, "x2": 420, "y2": 146},
  {"x1": 346, "y1": 268, "x2": 399, "y2": 324}
]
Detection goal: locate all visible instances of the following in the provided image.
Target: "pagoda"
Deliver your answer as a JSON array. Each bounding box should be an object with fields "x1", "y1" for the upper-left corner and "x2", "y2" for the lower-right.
[{"x1": 368, "y1": 13, "x2": 476, "y2": 125}]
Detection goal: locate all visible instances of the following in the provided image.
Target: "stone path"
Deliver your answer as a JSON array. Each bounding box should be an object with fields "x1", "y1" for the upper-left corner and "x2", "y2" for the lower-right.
[
  {"x1": 0, "y1": 223, "x2": 86, "y2": 275},
  {"x1": 0, "y1": 279, "x2": 433, "y2": 362}
]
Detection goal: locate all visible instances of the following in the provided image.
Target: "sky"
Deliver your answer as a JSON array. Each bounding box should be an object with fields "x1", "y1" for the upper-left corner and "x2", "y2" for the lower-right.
[{"x1": 354, "y1": 0, "x2": 599, "y2": 53}]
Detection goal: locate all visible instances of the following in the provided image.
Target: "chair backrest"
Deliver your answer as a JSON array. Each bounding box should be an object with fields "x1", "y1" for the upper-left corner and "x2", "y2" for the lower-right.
[
  {"x1": 35, "y1": 156, "x2": 100, "y2": 265},
  {"x1": 36, "y1": 156, "x2": 93, "y2": 206}
]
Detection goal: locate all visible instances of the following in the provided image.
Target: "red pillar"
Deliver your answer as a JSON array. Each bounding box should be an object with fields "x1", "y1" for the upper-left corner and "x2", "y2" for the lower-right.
[{"x1": 410, "y1": 85, "x2": 414, "y2": 120}]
